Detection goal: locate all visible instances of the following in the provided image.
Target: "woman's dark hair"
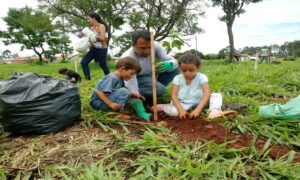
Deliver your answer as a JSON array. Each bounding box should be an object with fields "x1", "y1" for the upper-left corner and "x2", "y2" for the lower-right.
[
  {"x1": 116, "y1": 56, "x2": 141, "y2": 73},
  {"x1": 178, "y1": 54, "x2": 201, "y2": 67},
  {"x1": 132, "y1": 30, "x2": 150, "y2": 45},
  {"x1": 88, "y1": 12, "x2": 108, "y2": 32}
]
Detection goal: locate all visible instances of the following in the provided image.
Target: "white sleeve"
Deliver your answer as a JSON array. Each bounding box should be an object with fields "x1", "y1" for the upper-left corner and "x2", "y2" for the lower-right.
[
  {"x1": 124, "y1": 75, "x2": 139, "y2": 94},
  {"x1": 155, "y1": 42, "x2": 178, "y2": 69},
  {"x1": 200, "y1": 74, "x2": 208, "y2": 85},
  {"x1": 172, "y1": 75, "x2": 180, "y2": 86}
]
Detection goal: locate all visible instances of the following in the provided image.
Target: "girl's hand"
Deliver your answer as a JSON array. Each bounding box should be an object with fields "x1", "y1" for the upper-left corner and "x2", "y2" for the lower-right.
[
  {"x1": 189, "y1": 109, "x2": 201, "y2": 119},
  {"x1": 132, "y1": 92, "x2": 146, "y2": 101},
  {"x1": 178, "y1": 108, "x2": 188, "y2": 119},
  {"x1": 109, "y1": 102, "x2": 121, "y2": 111}
]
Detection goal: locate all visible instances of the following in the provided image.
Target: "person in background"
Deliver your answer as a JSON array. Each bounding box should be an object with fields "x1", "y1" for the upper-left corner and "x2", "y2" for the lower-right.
[
  {"x1": 58, "y1": 67, "x2": 82, "y2": 84},
  {"x1": 259, "y1": 48, "x2": 269, "y2": 64},
  {"x1": 78, "y1": 12, "x2": 110, "y2": 80}
]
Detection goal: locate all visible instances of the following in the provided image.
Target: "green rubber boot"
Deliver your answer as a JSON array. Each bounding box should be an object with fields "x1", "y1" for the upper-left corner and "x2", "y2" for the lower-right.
[{"x1": 131, "y1": 100, "x2": 152, "y2": 121}]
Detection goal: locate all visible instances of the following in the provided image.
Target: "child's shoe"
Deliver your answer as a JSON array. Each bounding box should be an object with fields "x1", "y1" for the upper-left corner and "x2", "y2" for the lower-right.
[{"x1": 131, "y1": 100, "x2": 152, "y2": 121}]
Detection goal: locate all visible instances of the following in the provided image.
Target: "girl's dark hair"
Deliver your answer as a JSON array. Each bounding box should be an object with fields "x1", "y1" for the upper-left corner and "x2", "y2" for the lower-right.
[
  {"x1": 116, "y1": 57, "x2": 141, "y2": 73},
  {"x1": 88, "y1": 12, "x2": 108, "y2": 32},
  {"x1": 178, "y1": 54, "x2": 201, "y2": 67}
]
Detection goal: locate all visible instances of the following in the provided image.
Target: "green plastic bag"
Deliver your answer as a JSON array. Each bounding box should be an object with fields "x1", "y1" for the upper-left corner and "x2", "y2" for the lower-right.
[{"x1": 259, "y1": 95, "x2": 300, "y2": 120}]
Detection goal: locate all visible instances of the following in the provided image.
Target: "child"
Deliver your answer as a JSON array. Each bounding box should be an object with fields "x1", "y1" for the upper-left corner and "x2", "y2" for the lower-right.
[
  {"x1": 156, "y1": 54, "x2": 210, "y2": 119},
  {"x1": 58, "y1": 67, "x2": 82, "y2": 84},
  {"x1": 90, "y1": 57, "x2": 152, "y2": 121}
]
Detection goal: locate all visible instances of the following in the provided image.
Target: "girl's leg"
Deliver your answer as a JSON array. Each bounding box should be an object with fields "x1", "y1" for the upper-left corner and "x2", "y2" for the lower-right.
[
  {"x1": 95, "y1": 48, "x2": 110, "y2": 75},
  {"x1": 81, "y1": 49, "x2": 95, "y2": 80},
  {"x1": 163, "y1": 103, "x2": 194, "y2": 117}
]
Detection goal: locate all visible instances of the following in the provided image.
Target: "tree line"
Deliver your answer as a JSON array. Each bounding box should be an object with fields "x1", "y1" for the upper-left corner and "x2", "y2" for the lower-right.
[{"x1": 4, "y1": 0, "x2": 298, "y2": 63}]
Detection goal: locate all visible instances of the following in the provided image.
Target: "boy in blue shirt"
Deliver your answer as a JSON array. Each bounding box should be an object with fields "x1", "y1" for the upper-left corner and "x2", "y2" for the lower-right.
[{"x1": 90, "y1": 57, "x2": 152, "y2": 121}]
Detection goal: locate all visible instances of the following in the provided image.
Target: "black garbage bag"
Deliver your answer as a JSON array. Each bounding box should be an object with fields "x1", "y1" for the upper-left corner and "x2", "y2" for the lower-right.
[{"x1": 0, "y1": 72, "x2": 81, "y2": 134}]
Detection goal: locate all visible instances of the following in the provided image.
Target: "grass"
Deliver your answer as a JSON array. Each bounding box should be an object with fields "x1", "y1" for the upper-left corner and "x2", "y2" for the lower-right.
[{"x1": 0, "y1": 58, "x2": 299, "y2": 179}]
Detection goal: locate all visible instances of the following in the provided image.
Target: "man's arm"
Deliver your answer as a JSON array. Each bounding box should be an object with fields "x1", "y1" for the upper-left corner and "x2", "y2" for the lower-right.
[{"x1": 155, "y1": 42, "x2": 178, "y2": 69}]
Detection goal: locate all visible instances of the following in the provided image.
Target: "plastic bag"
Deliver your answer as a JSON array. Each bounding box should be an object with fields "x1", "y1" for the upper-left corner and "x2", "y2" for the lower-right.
[
  {"x1": 0, "y1": 72, "x2": 82, "y2": 134},
  {"x1": 74, "y1": 36, "x2": 90, "y2": 53},
  {"x1": 259, "y1": 95, "x2": 300, "y2": 120}
]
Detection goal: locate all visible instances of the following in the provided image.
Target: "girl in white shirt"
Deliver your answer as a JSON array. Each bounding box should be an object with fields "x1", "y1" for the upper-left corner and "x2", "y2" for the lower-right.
[{"x1": 157, "y1": 54, "x2": 210, "y2": 119}]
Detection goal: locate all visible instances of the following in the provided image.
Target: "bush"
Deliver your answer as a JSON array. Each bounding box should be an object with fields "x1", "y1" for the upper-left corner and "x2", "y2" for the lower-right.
[{"x1": 204, "y1": 53, "x2": 219, "y2": 60}]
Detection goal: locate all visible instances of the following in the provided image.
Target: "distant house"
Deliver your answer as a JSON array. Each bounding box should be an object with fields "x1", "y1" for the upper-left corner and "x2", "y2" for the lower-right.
[{"x1": 2, "y1": 56, "x2": 35, "y2": 64}]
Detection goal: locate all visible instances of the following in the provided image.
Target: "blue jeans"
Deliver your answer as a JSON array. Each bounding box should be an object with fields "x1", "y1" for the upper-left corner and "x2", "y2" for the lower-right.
[
  {"x1": 137, "y1": 68, "x2": 180, "y2": 98},
  {"x1": 81, "y1": 47, "x2": 110, "y2": 80},
  {"x1": 90, "y1": 87, "x2": 130, "y2": 110},
  {"x1": 260, "y1": 56, "x2": 268, "y2": 64}
]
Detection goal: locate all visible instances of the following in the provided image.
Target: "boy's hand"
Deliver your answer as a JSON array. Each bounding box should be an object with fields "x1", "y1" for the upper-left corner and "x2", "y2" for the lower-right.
[
  {"x1": 178, "y1": 108, "x2": 188, "y2": 119},
  {"x1": 189, "y1": 109, "x2": 201, "y2": 119},
  {"x1": 131, "y1": 92, "x2": 146, "y2": 101},
  {"x1": 108, "y1": 102, "x2": 121, "y2": 111}
]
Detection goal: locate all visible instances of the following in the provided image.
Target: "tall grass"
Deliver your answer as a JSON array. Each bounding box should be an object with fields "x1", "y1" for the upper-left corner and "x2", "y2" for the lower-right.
[{"x1": 0, "y1": 59, "x2": 299, "y2": 179}]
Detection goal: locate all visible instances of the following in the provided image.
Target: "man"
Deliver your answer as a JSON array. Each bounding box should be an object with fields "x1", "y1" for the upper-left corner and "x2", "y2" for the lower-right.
[
  {"x1": 121, "y1": 30, "x2": 179, "y2": 100},
  {"x1": 259, "y1": 48, "x2": 269, "y2": 64}
]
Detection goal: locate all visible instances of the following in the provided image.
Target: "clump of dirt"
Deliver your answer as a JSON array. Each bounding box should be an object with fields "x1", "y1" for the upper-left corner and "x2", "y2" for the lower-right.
[{"x1": 159, "y1": 116, "x2": 300, "y2": 162}]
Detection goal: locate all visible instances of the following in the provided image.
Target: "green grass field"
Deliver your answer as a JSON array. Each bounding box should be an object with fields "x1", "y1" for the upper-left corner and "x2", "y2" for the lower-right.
[{"x1": 0, "y1": 59, "x2": 300, "y2": 179}]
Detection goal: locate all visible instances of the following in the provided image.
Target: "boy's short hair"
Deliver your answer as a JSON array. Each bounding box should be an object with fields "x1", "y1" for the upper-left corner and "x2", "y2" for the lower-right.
[
  {"x1": 116, "y1": 57, "x2": 141, "y2": 73},
  {"x1": 132, "y1": 30, "x2": 150, "y2": 45},
  {"x1": 178, "y1": 54, "x2": 201, "y2": 67},
  {"x1": 58, "y1": 67, "x2": 68, "y2": 74}
]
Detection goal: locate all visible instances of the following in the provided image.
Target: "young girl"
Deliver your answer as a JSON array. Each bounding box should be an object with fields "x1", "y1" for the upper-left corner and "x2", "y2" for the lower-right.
[{"x1": 157, "y1": 54, "x2": 210, "y2": 119}]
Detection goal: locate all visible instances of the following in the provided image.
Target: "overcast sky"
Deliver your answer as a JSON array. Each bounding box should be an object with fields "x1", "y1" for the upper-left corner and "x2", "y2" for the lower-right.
[{"x1": 0, "y1": 0, "x2": 300, "y2": 57}]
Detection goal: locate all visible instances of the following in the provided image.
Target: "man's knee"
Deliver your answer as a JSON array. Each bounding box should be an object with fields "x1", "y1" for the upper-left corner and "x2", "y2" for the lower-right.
[{"x1": 156, "y1": 83, "x2": 166, "y2": 96}]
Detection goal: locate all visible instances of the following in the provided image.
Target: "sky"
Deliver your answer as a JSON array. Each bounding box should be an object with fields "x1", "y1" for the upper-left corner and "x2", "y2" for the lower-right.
[{"x1": 0, "y1": 0, "x2": 300, "y2": 57}]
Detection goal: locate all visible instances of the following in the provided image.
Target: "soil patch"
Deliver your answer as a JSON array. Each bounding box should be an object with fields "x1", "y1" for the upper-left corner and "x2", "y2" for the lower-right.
[{"x1": 159, "y1": 116, "x2": 300, "y2": 163}]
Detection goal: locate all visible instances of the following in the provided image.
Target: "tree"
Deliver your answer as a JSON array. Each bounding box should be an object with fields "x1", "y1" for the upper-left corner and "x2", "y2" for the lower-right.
[
  {"x1": 286, "y1": 40, "x2": 300, "y2": 57},
  {"x1": 113, "y1": 0, "x2": 206, "y2": 54},
  {"x1": 2, "y1": 50, "x2": 12, "y2": 58},
  {"x1": 38, "y1": 0, "x2": 131, "y2": 44},
  {"x1": 218, "y1": 47, "x2": 230, "y2": 59},
  {"x1": 211, "y1": 0, "x2": 262, "y2": 62},
  {"x1": 0, "y1": 7, "x2": 61, "y2": 62},
  {"x1": 128, "y1": 0, "x2": 205, "y2": 41},
  {"x1": 50, "y1": 20, "x2": 73, "y2": 61}
]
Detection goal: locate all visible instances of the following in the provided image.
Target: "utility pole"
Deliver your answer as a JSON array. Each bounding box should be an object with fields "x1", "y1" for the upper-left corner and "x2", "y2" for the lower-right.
[{"x1": 195, "y1": 34, "x2": 198, "y2": 51}]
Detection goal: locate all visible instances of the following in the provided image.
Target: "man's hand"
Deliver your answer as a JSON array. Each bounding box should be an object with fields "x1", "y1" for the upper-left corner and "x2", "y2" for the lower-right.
[
  {"x1": 132, "y1": 92, "x2": 146, "y2": 101},
  {"x1": 156, "y1": 61, "x2": 173, "y2": 73},
  {"x1": 108, "y1": 102, "x2": 121, "y2": 111}
]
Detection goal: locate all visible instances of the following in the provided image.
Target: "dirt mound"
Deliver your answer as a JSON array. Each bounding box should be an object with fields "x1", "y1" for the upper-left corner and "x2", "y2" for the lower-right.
[{"x1": 160, "y1": 116, "x2": 300, "y2": 162}]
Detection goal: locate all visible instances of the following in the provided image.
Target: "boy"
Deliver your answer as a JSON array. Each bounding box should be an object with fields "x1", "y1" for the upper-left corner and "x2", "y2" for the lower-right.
[
  {"x1": 58, "y1": 67, "x2": 82, "y2": 84},
  {"x1": 90, "y1": 57, "x2": 152, "y2": 121}
]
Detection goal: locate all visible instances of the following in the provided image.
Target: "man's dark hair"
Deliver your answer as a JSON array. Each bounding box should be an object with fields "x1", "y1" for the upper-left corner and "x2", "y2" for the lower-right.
[
  {"x1": 132, "y1": 30, "x2": 150, "y2": 45},
  {"x1": 58, "y1": 67, "x2": 68, "y2": 74},
  {"x1": 116, "y1": 57, "x2": 141, "y2": 73},
  {"x1": 179, "y1": 54, "x2": 201, "y2": 67}
]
